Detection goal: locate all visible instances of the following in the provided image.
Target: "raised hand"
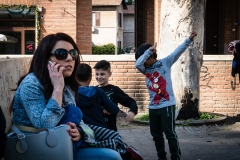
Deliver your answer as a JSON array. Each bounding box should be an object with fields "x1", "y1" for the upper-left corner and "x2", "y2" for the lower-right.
[
  {"x1": 48, "y1": 61, "x2": 65, "y2": 91},
  {"x1": 189, "y1": 27, "x2": 197, "y2": 41},
  {"x1": 47, "y1": 61, "x2": 65, "y2": 106},
  {"x1": 150, "y1": 42, "x2": 157, "y2": 52}
]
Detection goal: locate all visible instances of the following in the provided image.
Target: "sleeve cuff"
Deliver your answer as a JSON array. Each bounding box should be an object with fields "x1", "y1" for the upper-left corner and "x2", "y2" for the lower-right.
[{"x1": 46, "y1": 98, "x2": 65, "y2": 115}]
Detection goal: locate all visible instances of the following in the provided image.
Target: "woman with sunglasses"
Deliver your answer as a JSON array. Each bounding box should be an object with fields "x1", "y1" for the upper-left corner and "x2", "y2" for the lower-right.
[{"x1": 10, "y1": 32, "x2": 122, "y2": 160}]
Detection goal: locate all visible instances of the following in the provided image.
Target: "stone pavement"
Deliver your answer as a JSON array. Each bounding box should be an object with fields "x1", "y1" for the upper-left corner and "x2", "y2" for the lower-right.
[{"x1": 117, "y1": 118, "x2": 240, "y2": 160}]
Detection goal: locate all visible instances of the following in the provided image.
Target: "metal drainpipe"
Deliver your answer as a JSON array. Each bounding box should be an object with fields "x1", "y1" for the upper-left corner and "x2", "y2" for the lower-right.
[{"x1": 115, "y1": 8, "x2": 118, "y2": 55}]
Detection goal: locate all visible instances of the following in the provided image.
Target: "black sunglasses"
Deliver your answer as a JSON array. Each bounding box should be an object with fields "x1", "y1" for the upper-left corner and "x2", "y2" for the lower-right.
[{"x1": 50, "y1": 48, "x2": 79, "y2": 60}]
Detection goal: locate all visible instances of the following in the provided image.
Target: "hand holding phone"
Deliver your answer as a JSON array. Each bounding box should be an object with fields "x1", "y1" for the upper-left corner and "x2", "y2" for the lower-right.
[
  {"x1": 47, "y1": 60, "x2": 64, "y2": 91},
  {"x1": 48, "y1": 60, "x2": 53, "y2": 65}
]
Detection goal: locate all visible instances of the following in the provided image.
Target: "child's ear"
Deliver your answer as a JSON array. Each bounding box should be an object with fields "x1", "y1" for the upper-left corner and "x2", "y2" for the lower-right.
[
  {"x1": 109, "y1": 71, "x2": 112, "y2": 77},
  {"x1": 88, "y1": 76, "x2": 92, "y2": 83}
]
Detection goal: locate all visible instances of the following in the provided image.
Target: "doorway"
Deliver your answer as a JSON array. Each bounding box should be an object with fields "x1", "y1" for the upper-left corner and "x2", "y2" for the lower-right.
[{"x1": 0, "y1": 6, "x2": 36, "y2": 55}]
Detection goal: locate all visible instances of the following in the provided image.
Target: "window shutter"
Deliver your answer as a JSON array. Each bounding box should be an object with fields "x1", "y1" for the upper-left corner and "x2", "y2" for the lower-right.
[{"x1": 96, "y1": 12, "x2": 100, "y2": 26}]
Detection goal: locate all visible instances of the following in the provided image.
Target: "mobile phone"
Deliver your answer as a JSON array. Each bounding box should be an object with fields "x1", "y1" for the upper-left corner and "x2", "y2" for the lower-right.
[{"x1": 48, "y1": 60, "x2": 53, "y2": 65}]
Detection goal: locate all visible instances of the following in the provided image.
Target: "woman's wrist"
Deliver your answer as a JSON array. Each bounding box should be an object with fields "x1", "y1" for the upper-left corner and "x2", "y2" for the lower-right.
[{"x1": 52, "y1": 89, "x2": 63, "y2": 107}]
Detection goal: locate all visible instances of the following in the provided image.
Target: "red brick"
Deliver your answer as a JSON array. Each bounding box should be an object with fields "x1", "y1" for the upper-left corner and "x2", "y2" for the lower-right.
[
  {"x1": 199, "y1": 108, "x2": 215, "y2": 112},
  {"x1": 127, "y1": 62, "x2": 135, "y2": 65},
  {"x1": 223, "y1": 108, "x2": 238, "y2": 112},
  {"x1": 124, "y1": 81, "x2": 140, "y2": 85},
  {"x1": 112, "y1": 62, "x2": 128, "y2": 65},
  {"x1": 118, "y1": 85, "x2": 128, "y2": 89},
  {"x1": 116, "y1": 81, "x2": 124, "y2": 85},
  {"x1": 117, "y1": 65, "x2": 124, "y2": 69},
  {"x1": 135, "y1": 93, "x2": 149, "y2": 97},
  {"x1": 127, "y1": 69, "x2": 138, "y2": 73},
  {"x1": 125, "y1": 89, "x2": 140, "y2": 93},
  {"x1": 123, "y1": 65, "x2": 134, "y2": 69}
]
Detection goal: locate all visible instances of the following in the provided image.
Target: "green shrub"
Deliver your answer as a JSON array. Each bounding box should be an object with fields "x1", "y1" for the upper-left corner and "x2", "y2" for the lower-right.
[
  {"x1": 92, "y1": 43, "x2": 117, "y2": 55},
  {"x1": 199, "y1": 113, "x2": 219, "y2": 120},
  {"x1": 134, "y1": 112, "x2": 149, "y2": 121}
]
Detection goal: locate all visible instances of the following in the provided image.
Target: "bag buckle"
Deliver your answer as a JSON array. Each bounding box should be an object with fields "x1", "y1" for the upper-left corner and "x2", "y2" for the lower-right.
[{"x1": 17, "y1": 133, "x2": 25, "y2": 139}]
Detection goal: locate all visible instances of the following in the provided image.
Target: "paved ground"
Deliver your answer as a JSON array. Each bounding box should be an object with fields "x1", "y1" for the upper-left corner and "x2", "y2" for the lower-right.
[{"x1": 117, "y1": 117, "x2": 240, "y2": 160}]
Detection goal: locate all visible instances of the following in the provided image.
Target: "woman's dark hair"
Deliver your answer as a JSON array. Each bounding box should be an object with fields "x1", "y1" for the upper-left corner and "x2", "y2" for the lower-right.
[
  {"x1": 135, "y1": 43, "x2": 157, "y2": 60},
  {"x1": 10, "y1": 32, "x2": 81, "y2": 112},
  {"x1": 76, "y1": 63, "x2": 92, "y2": 82}
]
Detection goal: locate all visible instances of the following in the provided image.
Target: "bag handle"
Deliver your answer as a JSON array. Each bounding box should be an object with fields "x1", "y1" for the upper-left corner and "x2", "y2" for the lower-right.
[
  {"x1": 14, "y1": 124, "x2": 59, "y2": 148},
  {"x1": 15, "y1": 125, "x2": 46, "y2": 133},
  {"x1": 11, "y1": 124, "x2": 28, "y2": 151}
]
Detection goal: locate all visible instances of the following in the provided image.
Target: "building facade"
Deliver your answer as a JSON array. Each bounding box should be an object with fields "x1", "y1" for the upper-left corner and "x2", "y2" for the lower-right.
[
  {"x1": 123, "y1": 5, "x2": 134, "y2": 49},
  {"x1": 92, "y1": 0, "x2": 127, "y2": 52},
  {"x1": 0, "y1": 0, "x2": 92, "y2": 54}
]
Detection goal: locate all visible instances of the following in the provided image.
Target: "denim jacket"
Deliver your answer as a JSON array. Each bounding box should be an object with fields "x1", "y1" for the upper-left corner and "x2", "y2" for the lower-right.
[{"x1": 13, "y1": 73, "x2": 76, "y2": 128}]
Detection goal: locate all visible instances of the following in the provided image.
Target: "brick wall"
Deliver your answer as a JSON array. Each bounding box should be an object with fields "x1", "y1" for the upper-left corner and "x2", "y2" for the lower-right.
[
  {"x1": 84, "y1": 60, "x2": 149, "y2": 113},
  {"x1": 154, "y1": 0, "x2": 161, "y2": 44},
  {"x1": 146, "y1": 0, "x2": 154, "y2": 44},
  {"x1": 1, "y1": 55, "x2": 240, "y2": 132},
  {"x1": 82, "y1": 57, "x2": 240, "y2": 117},
  {"x1": 76, "y1": 0, "x2": 92, "y2": 54},
  {"x1": 38, "y1": 0, "x2": 77, "y2": 39},
  {"x1": 1, "y1": 0, "x2": 92, "y2": 55},
  {"x1": 200, "y1": 60, "x2": 240, "y2": 116}
]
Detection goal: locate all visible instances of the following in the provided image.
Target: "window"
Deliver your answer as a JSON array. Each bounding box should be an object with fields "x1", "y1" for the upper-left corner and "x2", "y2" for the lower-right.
[
  {"x1": 118, "y1": 13, "x2": 122, "y2": 27},
  {"x1": 92, "y1": 12, "x2": 100, "y2": 27},
  {"x1": 205, "y1": 0, "x2": 240, "y2": 55}
]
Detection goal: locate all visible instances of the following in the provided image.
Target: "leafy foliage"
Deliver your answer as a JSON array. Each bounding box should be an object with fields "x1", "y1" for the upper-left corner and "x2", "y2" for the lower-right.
[
  {"x1": 134, "y1": 112, "x2": 220, "y2": 122},
  {"x1": 199, "y1": 113, "x2": 219, "y2": 120},
  {"x1": 92, "y1": 43, "x2": 123, "y2": 55},
  {"x1": 134, "y1": 112, "x2": 149, "y2": 121}
]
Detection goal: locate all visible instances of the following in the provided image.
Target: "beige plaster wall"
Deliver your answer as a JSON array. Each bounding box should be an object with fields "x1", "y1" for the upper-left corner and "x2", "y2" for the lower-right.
[
  {"x1": 0, "y1": 56, "x2": 32, "y2": 132},
  {"x1": 92, "y1": 5, "x2": 124, "y2": 48}
]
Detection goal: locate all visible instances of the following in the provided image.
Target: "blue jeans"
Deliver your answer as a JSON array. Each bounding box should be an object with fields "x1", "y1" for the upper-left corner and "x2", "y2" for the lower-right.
[{"x1": 74, "y1": 148, "x2": 122, "y2": 160}]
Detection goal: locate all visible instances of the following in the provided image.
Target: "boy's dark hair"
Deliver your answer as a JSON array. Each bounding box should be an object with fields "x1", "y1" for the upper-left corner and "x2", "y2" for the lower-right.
[
  {"x1": 135, "y1": 43, "x2": 157, "y2": 60},
  {"x1": 76, "y1": 63, "x2": 92, "y2": 82},
  {"x1": 94, "y1": 60, "x2": 111, "y2": 71}
]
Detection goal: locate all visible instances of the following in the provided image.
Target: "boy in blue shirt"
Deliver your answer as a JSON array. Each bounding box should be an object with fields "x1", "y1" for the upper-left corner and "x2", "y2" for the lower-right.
[
  {"x1": 135, "y1": 30, "x2": 197, "y2": 160},
  {"x1": 76, "y1": 63, "x2": 143, "y2": 160},
  {"x1": 75, "y1": 63, "x2": 119, "y2": 128}
]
